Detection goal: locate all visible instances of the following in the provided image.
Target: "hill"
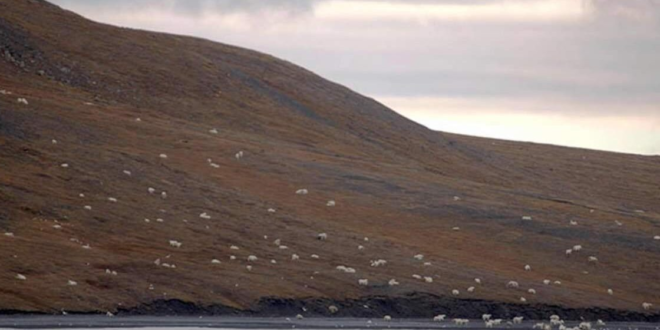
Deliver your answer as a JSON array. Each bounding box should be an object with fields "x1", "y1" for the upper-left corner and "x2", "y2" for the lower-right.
[{"x1": 0, "y1": 0, "x2": 659, "y2": 319}]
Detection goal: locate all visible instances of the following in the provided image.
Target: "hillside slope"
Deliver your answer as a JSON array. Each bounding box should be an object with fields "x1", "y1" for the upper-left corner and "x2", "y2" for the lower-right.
[{"x1": 0, "y1": 0, "x2": 659, "y2": 316}]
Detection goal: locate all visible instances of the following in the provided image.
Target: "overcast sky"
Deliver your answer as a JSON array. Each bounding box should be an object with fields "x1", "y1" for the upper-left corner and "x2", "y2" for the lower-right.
[{"x1": 51, "y1": 0, "x2": 660, "y2": 155}]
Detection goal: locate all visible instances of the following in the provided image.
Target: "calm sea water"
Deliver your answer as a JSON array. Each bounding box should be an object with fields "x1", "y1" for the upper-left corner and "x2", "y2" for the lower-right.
[{"x1": 1, "y1": 317, "x2": 659, "y2": 330}]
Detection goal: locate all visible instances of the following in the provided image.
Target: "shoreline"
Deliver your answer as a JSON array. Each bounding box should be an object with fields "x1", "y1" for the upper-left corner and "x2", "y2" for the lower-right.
[
  {"x1": 0, "y1": 316, "x2": 659, "y2": 330},
  {"x1": 2, "y1": 293, "x2": 658, "y2": 323}
]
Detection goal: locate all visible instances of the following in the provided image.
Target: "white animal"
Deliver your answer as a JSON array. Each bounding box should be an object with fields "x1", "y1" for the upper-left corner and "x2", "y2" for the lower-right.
[
  {"x1": 579, "y1": 322, "x2": 592, "y2": 330},
  {"x1": 433, "y1": 314, "x2": 446, "y2": 322},
  {"x1": 573, "y1": 245, "x2": 582, "y2": 251},
  {"x1": 522, "y1": 216, "x2": 533, "y2": 220},
  {"x1": 607, "y1": 288, "x2": 613, "y2": 295},
  {"x1": 4, "y1": 232, "x2": 14, "y2": 237},
  {"x1": 16, "y1": 274, "x2": 26, "y2": 281},
  {"x1": 291, "y1": 254, "x2": 300, "y2": 260},
  {"x1": 388, "y1": 279, "x2": 399, "y2": 286},
  {"x1": 513, "y1": 316, "x2": 524, "y2": 324},
  {"x1": 524, "y1": 264, "x2": 532, "y2": 271},
  {"x1": 452, "y1": 289, "x2": 460, "y2": 295},
  {"x1": 68, "y1": 280, "x2": 78, "y2": 286},
  {"x1": 17, "y1": 98, "x2": 28, "y2": 105},
  {"x1": 327, "y1": 200, "x2": 336, "y2": 207},
  {"x1": 159, "y1": 153, "x2": 168, "y2": 159},
  {"x1": 424, "y1": 276, "x2": 433, "y2": 283},
  {"x1": 358, "y1": 279, "x2": 369, "y2": 286},
  {"x1": 268, "y1": 208, "x2": 276, "y2": 213},
  {"x1": 61, "y1": 163, "x2": 69, "y2": 168},
  {"x1": 336, "y1": 265, "x2": 356, "y2": 273},
  {"x1": 235, "y1": 151, "x2": 244, "y2": 160},
  {"x1": 467, "y1": 286, "x2": 475, "y2": 293},
  {"x1": 169, "y1": 240, "x2": 182, "y2": 248},
  {"x1": 230, "y1": 245, "x2": 240, "y2": 250},
  {"x1": 596, "y1": 320, "x2": 606, "y2": 326},
  {"x1": 108, "y1": 197, "x2": 118, "y2": 203},
  {"x1": 209, "y1": 128, "x2": 218, "y2": 134},
  {"x1": 413, "y1": 254, "x2": 424, "y2": 260},
  {"x1": 295, "y1": 189, "x2": 308, "y2": 195},
  {"x1": 528, "y1": 288, "x2": 537, "y2": 294},
  {"x1": 148, "y1": 187, "x2": 156, "y2": 194},
  {"x1": 317, "y1": 233, "x2": 328, "y2": 240},
  {"x1": 123, "y1": 170, "x2": 132, "y2": 176},
  {"x1": 383, "y1": 315, "x2": 392, "y2": 321},
  {"x1": 199, "y1": 212, "x2": 211, "y2": 219},
  {"x1": 371, "y1": 259, "x2": 387, "y2": 267},
  {"x1": 475, "y1": 278, "x2": 481, "y2": 284},
  {"x1": 566, "y1": 249, "x2": 573, "y2": 256},
  {"x1": 543, "y1": 279, "x2": 551, "y2": 285},
  {"x1": 161, "y1": 191, "x2": 167, "y2": 199},
  {"x1": 412, "y1": 274, "x2": 422, "y2": 280},
  {"x1": 642, "y1": 302, "x2": 653, "y2": 310},
  {"x1": 328, "y1": 305, "x2": 339, "y2": 314},
  {"x1": 247, "y1": 255, "x2": 258, "y2": 262},
  {"x1": 358, "y1": 245, "x2": 365, "y2": 250},
  {"x1": 654, "y1": 235, "x2": 660, "y2": 240},
  {"x1": 507, "y1": 281, "x2": 519, "y2": 288},
  {"x1": 588, "y1": 256, "x2": 598, "y2": 263},
  {"x1": 246, "y1": 265, "x2": 252, "y2": 271},
  {"x1": 570, "y1": 220, "x2": 578, "y2": 226},
  {"x1": 211, "y1": 259, "x2": 221, "y2": 264},
  {"x1": 453, "y1": 319, "x2": 469, "y2": 326},
  {"x1": 482, "y1": 314, "x2": 492, "y2": 321},
  {"x1": 296, "y1": 314, "x2": 304, "y2": 319},
  {"x1": 520, "y1": 297, "x2": 527, "y2": 302},
  {"x1": 310, "y1": 254, "x2": 319, "y2": 259}
]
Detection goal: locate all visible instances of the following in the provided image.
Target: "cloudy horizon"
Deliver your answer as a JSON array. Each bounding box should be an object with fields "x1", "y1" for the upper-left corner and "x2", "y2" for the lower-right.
[{"x1": 51, "y1": 0, "x2": 660, "y2": 155}]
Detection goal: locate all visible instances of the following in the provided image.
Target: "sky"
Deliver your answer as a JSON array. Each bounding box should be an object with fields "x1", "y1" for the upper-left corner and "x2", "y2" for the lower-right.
[{"x1": 51, "y1": 0, "x2": 660, "y2": 155}]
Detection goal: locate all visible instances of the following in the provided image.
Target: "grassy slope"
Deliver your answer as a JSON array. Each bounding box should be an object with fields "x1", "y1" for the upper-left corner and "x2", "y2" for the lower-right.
[{"x1": 0, "y1": 0, "x2": 658, "y2": 314}]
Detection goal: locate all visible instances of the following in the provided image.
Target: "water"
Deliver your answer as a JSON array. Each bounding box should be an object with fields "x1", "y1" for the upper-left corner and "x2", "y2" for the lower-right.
[{"x1": 0, "y1": 316, "x2": 658, "y2": 330}]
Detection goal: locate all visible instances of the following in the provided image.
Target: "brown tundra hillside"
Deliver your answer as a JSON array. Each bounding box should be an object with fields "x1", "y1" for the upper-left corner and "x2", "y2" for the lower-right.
[{"x1": 0, "y1": 0, "x2": 659, "y2": 317}]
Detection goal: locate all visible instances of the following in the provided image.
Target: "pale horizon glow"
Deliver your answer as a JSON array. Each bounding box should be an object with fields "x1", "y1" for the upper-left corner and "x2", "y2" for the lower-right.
[
  {"x1": 378, "y1": 96, "x2": 660, "y2": 155},
  {"x1": 50, "y1": 0, "x2": 660, "y2": 155}
]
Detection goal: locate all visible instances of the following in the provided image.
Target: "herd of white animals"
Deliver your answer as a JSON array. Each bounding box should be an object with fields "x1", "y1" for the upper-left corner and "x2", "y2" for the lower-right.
[
  {"x1": 2, "y1": 93, "x2": 659, "y2": 321},
  {"x1": 288, "y1": 312, "x2": 619, "y2": 330}
]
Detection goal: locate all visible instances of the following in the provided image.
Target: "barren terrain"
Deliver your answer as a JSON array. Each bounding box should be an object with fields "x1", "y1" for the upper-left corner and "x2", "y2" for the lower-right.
[{"x1": 0, "y1": 0, "x2": 659, "y2": 318}]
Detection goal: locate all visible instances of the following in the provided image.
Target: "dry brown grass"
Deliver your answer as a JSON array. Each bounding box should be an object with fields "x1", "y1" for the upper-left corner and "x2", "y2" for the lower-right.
[{"x1": 0, "y1": 0, "x2": 658, "y2": 314}]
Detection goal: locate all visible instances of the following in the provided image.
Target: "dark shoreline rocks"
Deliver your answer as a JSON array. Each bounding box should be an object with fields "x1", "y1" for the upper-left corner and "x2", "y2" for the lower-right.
[{"x1": 4, "y1": 292, "x2": 656, "y2": 322}]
